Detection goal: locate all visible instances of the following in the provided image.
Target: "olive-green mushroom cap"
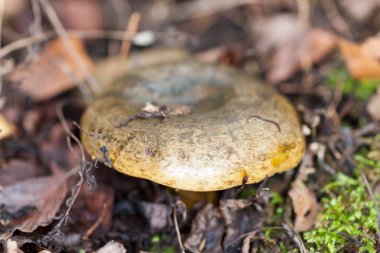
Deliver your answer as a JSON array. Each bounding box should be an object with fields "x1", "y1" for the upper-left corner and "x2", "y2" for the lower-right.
[{"x1": 81, "y1": 59, "x2": 305, "y2": 191}]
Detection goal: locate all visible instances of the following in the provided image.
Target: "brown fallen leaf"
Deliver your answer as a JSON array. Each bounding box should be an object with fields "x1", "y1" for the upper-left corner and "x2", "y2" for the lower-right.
[
  {"x1": 367, "y1": 87, "x2": 380, "y2": 121},
  {"x1": 220, "y1": 198, "x2": 267, "y2": 252},
  {"x1": 51, "y1": 0, "x2": 104, "y2": 30},
  {"x1": 0, "y1": 166, "x2": 68, "y2": 240},
  {"x1": 184, "y1": 204, "x2": 224, "y2": 253},
  {"x1": 288, "y1": 180, "x2": 319, "y2": 232},
  {"x1": 251, "y1": 15, "x2": 336, "y2": 82},
  {"x1": 0, "y1": 159, "x2": 43, "y2": 187},
  {"x1": 268, "y1": 28, "x2": 337, "y2": 83},
  {"x1": 94, "y1": 240, "x2": 126, "y2": 253},
  {"x1": 339, "y1": 37, "x2": 380, "y2": 80},
  {"x1": 71, "y1": 184, "x2": 114, "y2": 238},
  {"x1": 40, "y1": 123, "x2": 80, "y2": 169},
  {"x1": 251, "y1": 14, "x2": 307, "y2": 56},
  {"x1": 8, "y1": 37, "x2": 93, "y2": 101}
]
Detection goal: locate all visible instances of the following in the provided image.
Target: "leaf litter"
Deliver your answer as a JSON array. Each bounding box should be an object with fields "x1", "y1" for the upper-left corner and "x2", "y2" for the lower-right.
[
  {"x1": 0, "y1": 165, "x2": 67, "y2": 241},
  {"x1": 1, "y1": 0, "x2": 380, "y2": 252}
]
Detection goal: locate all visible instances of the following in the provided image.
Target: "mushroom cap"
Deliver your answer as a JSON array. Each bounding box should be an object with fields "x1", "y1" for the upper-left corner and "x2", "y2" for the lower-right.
[{"x1": 81, "y1": 59, "x2": 305, "y2": 191}]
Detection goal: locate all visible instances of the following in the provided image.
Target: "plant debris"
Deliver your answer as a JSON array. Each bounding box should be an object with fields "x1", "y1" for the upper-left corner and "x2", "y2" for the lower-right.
[
  {"x1": 0, "y1": 166, "x2": 67, "y2": 241},
  {"x1": 117, "y1": 103, "x2": 192, "y2": 127},
  {"x1": 1, "y1": 0, "x2": 380, "y2": 251}
]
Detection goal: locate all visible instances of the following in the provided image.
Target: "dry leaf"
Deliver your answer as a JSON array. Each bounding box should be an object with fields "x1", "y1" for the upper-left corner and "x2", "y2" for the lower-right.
[
  {"x1": 0, "y1": 113, "x2": 16, "y2": 139},
  {"x1": 184, "y1": 204, "x2": 224, "y2": 253},
  {"x1": 341, "y1": 0, "x2": 380, "y2": 21},
  {"x1": 94, "y1": 240, "x2": 126, "y2": 253},
  {"x1": 251, "y1": 14, "x2": 307, "y2": 56},
  {"x1": 72, "y1": 184, "x2": 114, "y2": 237},
  {"x1": 339, "y1": 37, "x2": 380, "y2": 80},
  {"x1": 5, "y1": 239, "x2": 23, "y2": 253},
  {"x1": 367, "y1": 87, "x2": 380, "y2": 121},
  {"x1": 0, "y1": 167, "x2": 68, "y2": 240},
  {"x1": 269, "y1": 28, "x2": 336, "y2": 83},
  {"x1": 288, "y1": 180, "x2": 319, "y2": 232},
  {"x1": 51, "y1": 0, "x2": 104, "y2": 30},
  {"x1": 8, "y1": 37, "x2": 93, "y2": 101},
  {"x1": 220, "y1": 198, "x2": 266, "y2": 252},
  {"x1": 0, "y1": 159, "x2": 43, "y2": 187}
]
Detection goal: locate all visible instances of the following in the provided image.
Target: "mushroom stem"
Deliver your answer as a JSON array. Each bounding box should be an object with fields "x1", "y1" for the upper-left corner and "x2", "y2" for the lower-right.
[{"x1": 175, "y1": 190, "x2": 218, "y2": 207}]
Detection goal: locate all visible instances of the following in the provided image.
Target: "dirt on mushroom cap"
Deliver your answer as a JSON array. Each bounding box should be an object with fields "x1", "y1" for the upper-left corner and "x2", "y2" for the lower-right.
[{"x1": 80, "y1": 59, "x2": 305, "y2": 191}]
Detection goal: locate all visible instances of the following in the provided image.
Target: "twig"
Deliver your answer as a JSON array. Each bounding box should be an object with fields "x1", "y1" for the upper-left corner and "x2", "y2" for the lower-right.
[
  {"x1": 246, "y1": 115, "x2": 281, "y2": 133},
  {"x1": 39, "y1": 0, "x2": 100, "y2": 94},
  {"x1": 56, "y1": 100, "x2": 86, "y2": 163},
  {"x1": 321, "y1": 0, "x2": 351, "y2": 36},
  {"x1": 296, "y1": 0, "x2": 310, "y2": 26},
  {"x1": 31, "y1": 0, "x2": 42, "y2": 36},
  {"x1": 255, "y1": 176, "x2": 269, "y2": 199},
  {"x1": 29, "y1": 0, "x2": 43, "y2": 60},
  {"x1": 235, "y1": 175, "x2": 249, "y2": 197},
  {"x1": 119, "y1": 12, "x2": 141, "y2": 63},
  {"x1": 0, "y1": 29, "x2": 138, "y2": 59},
  {"x1": 0, "y1": 0, "x2": 4, "y2": 96},
  {"x1": 173, "y1": 202, "x2": 185, "y2": 253},
  {"x1": 170, "y1": 0, "x2": 257, "y2": 22},
  {"x1": 82, "y1": 203, "x2": 108, "y2": 240},
  {"x1": 116, "y1": 105, "x2": 170, "y2": 128},
  {"x1": 282, "y1": 222, "x2": 309, "y2": 253},
  {"x1": 338, "y1": 232, "x2": 363, "y2": 247},
  {"x1": 359, "y1": 170, "x2": 380, "y2": 244}
]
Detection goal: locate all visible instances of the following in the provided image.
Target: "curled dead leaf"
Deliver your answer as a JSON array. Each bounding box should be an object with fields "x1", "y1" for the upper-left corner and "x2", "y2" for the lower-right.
[
  {"x1": 338, "y1": 37, "x2": 380, "y2": 80},
  {"x1": 269, "y1": 28, "x2": 336, "y2": 83},
  {"x1": 184, "y1": 204, "x2": 224, "y2": 253},
  {"x1": 288, "y1": 180, "x2": 319, "y2": 232},
  {"x1": 0, "y1": 167, "x2": 68, "y2": 240},
  {"x1": 8, "y1": 37, "x2": 93, "y2": 101}
]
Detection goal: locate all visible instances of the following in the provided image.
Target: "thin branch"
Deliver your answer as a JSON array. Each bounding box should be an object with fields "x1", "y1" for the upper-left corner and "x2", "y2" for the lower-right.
[
  {"x1": 321, "y1": 0, "x2": 351, "y2": 36},
  {"x1": 296, "y1": 0, "x2": 310, "y2": 26},
  {"x1": 0, "y1": 0, "x2": 4, "y2": 96},
  {"x1": 282, "y1": 222, "x2": 309, "y2": 253},
  {"x1": 82, "y1": 202, "x2": 108, "y2": 240},
  {"x1": 0, "y1": 29, "x2": 139, "y2": 59},
  {"x1": 119, "y1": 12, "x2": 141, "y2": 62},
  {"x1": 39, "y1": 0, "x2": 100, "y2": 94},
  {"x1": 173, "y1": 202, "x2": 185, "y2": 253},
  {"x1": 170, "y1": 0, "x2": 257, "y2": 22}
]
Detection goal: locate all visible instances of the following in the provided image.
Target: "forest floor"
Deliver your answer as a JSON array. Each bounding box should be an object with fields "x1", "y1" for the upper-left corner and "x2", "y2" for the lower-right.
[{"x1": 1, "y1": 0, "x2": 380, "y2": 252}]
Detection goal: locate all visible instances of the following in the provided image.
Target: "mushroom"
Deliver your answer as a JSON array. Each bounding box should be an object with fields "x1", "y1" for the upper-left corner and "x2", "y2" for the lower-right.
[{"x1": 80, "y1": 58, "x2": 305, "y2": 192}]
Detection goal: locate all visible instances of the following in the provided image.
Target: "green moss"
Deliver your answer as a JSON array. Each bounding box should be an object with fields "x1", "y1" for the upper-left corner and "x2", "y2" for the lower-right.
[
  {"x1": 327, "y1": 68, "x2": 378, "y2": 100},
  {"x1": 150, "y1": 234, "x2": 175, "y2": 253},
  {"x1": 304, "y1": 153, "x2": 379, "y2": 253}
]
